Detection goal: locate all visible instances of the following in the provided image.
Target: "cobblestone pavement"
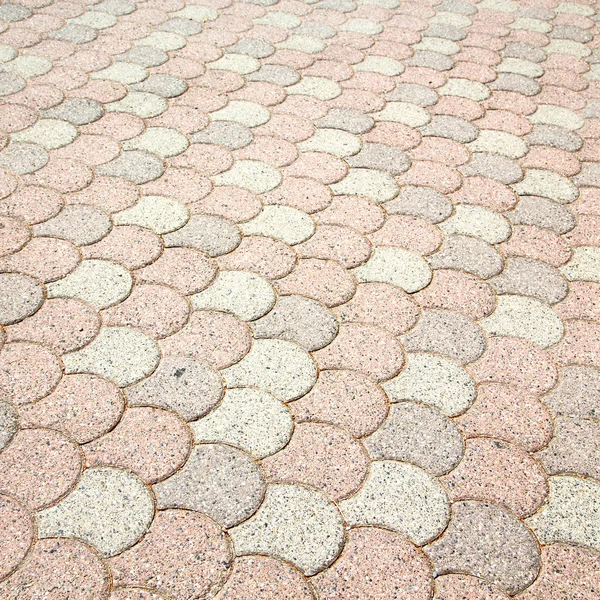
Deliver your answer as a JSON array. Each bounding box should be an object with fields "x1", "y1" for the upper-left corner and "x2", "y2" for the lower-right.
[{"x1": 1, "y1": 0, "x2": 600, "y2": 597}]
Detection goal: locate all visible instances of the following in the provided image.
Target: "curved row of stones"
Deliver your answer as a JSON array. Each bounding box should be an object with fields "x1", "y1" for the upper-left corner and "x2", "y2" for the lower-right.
[{"x1": 1, "y1": 0, "x2": 600, "y2": 597}]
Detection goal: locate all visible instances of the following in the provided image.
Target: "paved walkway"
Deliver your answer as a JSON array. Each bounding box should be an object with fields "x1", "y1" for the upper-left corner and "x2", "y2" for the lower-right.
[{"x1": 1, "y1": 0, "x2": 600, "y2": 597}]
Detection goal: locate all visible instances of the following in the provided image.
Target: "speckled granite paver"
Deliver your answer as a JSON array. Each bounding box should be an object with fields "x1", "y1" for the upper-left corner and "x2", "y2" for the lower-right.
[{"x1": 1, "y1": 0, "x2": 600, "y2": 597}]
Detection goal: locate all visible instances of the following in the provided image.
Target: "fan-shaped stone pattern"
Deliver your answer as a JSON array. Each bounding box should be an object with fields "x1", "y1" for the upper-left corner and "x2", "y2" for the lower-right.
[
  {"x1": 229, "y1": 483, "x2": 345, "y2": 576},
  {"x1": 312, "y1": 527, "x2": 433, "y2": 600},
  {"x1": 5, "y1": 298, "x2": 101, "y2": 354},
  {"x1": 364, "y1": 402, "x2": 464, "y2": 476},
  {"x1": 63, "y1": 327, "x2": 160, "y2": 387},
  {"x1": 37, "y1": 467, "x2": 154, "y2": 557},
  {"x1": 125, "y1": 356, "x2": 223, "y2": 422},
  {"x1": 153, "y1": 443, "x2": 265, "y2": 528},
  {"x1": 527, "y1": 475, "x2": 600, "y2": 552},
  {"x1": 84, "y1": 407, "x2": 192, "y2": 484},
  {"x1": 0, "y1": 494, "x2": 34, "y2": 581},
  {"x1": 1, "y1": 0, "x2": 600, "y2": 593},
  {"x1": 262, "y1": 422, "x2": 369, "y2": 501},
  {"x1": 401, "y1": 309, "x2": 486, "y2": 365},
  {"x1": 314, "y1": 323, "x2": 404, "y2": 382},
  {"x1": 191, "y1": 387, "x2": 293, "y2": 459},
  {"x1": 537, "y1": 417, "x2": 600, "y2": 482},
  {"x1": 0, "y1": 538, "x2": 111, "y2": 600},
  {"x1": 290, "y1": 369, "x2": 389, "y2": 438},
  {"x1": 339, "y1": 461, "x2": 450, "y2": 546},
  {"x1": 518, "y1": 543, "x2": 600, "y2": 600},
  {"x1": 425, "y1": 501, "x2": 541, "y2": 596},
  {"x1": 110, "y1": 509, "x2": 232, "y2": 600},
  {"x1": 441, "y1": 438, "x2": 548, "y2": 518},
  {"x1": 455, "y1": 383, "x2": 553, "y2": 452},
  {"x1": 19, "y1": 374, "x2": 124, "y2": 444},
  {"x1": 0, "y1": 428, "x2": 82, "y2": 511}
]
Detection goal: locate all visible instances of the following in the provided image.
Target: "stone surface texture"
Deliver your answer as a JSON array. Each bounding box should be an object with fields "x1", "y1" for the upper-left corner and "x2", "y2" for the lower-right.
[{"x1": 0, "y1": 0, "x2": 599, "y2": 596}]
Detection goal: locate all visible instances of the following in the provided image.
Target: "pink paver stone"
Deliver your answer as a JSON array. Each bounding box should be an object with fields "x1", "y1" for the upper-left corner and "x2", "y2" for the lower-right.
[
  {"x1": 236, "y1": 136, "x2": 298, "y2": 168},
  {"x1": 312, "y1": 527, "x2": 433, "y2": 600},
  {"x1": 214, "y1": 555, "x2": 315, "y2": 600},
  {"x1": 142, "y1": 166, "x2": 212, "y2": 204},
  {"x1": 0, "y1": 341, "x2": 63, "y2": 405},
  {"x1": 0, "y1": 428, "x2": 82, "y2": 510},
  {"x1": 369, "y1": 215, "x2": 443, "y2": 255},
  {"x1": 290, "y1": 369, "x2": 389, "y2": 438},
  {"x1": 135, "y1": 248, "x2": 217, "y2": 295},
  {"x1": 0, "y1": 494, "x2": 35, "y2": 581},
  {"x1": 160, "y1": 309, "x2": 252, "y2": 369},
  {"x1": 0, "y1": 538, "x2": 110, "y2": 599},
  {"x1": 102, "y1": 284, "x2": 190, "y2": 340},
  {"x1": 191, "y1": 185, "x2": 262, "y2": 223},
  {"x1": 0, "y1": 185, "x2": 63, "y2": 224},
  {"x1": 470, "y1": 336, "x2": 558, "y2": 396},
  {"x1": 314, "y1": 195, "x2": 385, "y2": 233},
  {"x1": 0, "y1": 236, "x2": 80, "y2": 283},
  {"x1": 110, "y1": 509, "x2": 232, "y2": 600},
  {"x1": 414, "y1": 269, "x2": 496, "y2": 320},
  {"x1": 296, "y1": 225, "x2": 372, "y2": 269},
  {"x1": 19, "y1": 373, "x2": 125, "y2": 444},
  {"x1": 433, "y1": 574, "x2": 510, "y2": 599},
  {"x1": 441, "y1": 437, "x2": 549, "y2": 518},
  {"x1": 554, "y1": 281, "x2": 600, "y2": 322},
  {"x1": 314, "y1": 322, "x2": 404, "y2": 382},
  {"x1": 518, "y1": 543, "x2": 600, "y2": 600},
  {"x1": 552, "y1": 320, "x2": 600, "y2": 369},
  {"x1": 275, "y1": 258, "x2": 357, "y2": 307},
  {"x1": 110, "y1": 589, "x2": 170, "y2": 600},
  {"x1": 82, "y1": 113, "x2": 145, "y2": 141},
  {"x1": 262, "y1": 422, "x2": 369, "y2": 501},
  {"x1": 82, "y1": 225, "x2": 163, "y2": 270},
  {"x1": 6, "y1": 297, "x2": 101, "y2": 353},
  {"x1": 22, "y1": 158, "x2": 93, "y2": 194},
  {"x1": 66, "y1": 176, "x2": 139, "y2": 213},
  {"x1": 335, "y1": 281, "x2": 420, "y2": 335},
  {"x1": 455, "y1": 383, "x2": 553, "y2": 453},
  {"x1": 451, "y1": 177, "x2": 518, "y2": 212},
  {"x1": 263, "y1": 177, "x2": 333, "y2": 213},
  {"x1": 216, "y1": 235, "x2": 297, "y2": 280},
  {"x1": 84, "y1": 406, "x2": 192, "y2": 484},
  {"x1": 0, "y1": 215, "x2": 30, "y2": 257},
  {"x1": 499, "y1": 225, "x2": 572, "y2": 268}
]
